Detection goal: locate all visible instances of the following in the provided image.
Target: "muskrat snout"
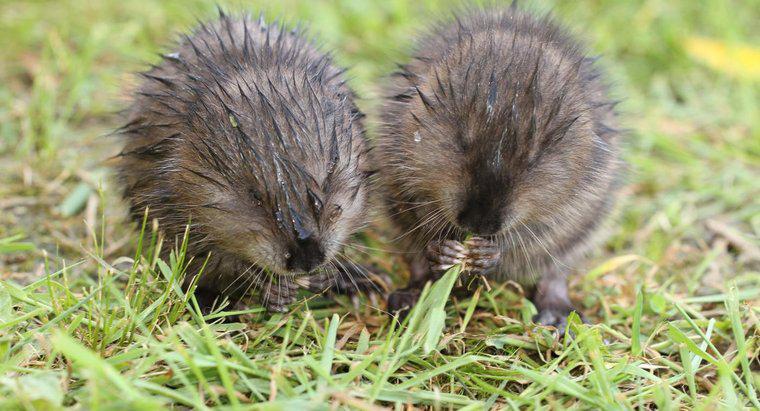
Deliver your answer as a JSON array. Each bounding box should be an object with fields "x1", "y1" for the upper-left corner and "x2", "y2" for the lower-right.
[
  {"x1": 456, "y1": 190, "x2": 507, "y2": 235},
  {"x1": 456, "y1": 208, "x2": 502, "y2": 236},
  {"x1": 285, "y1": 236, "x2": 325, "y2": 273}
]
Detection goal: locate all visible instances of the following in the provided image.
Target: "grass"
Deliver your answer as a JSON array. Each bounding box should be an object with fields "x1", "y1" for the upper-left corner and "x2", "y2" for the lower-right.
[{"x1": 1, "y1": 0, "x2": 758, "y2": 408}]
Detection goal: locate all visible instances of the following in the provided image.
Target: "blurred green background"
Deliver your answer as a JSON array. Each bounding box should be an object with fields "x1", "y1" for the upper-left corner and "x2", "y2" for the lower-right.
[{"x1": 0, "y1": 0, "x2": 758, "y2": 408}]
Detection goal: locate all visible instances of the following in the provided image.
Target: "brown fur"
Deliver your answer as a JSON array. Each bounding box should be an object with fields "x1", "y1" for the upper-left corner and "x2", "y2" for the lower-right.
[
  {"x1": 375, "y1": 5, "x2": 623, "y2": 327},
  {"x1": 115, "y1": 11, "x2": 371, "y2": 311}
]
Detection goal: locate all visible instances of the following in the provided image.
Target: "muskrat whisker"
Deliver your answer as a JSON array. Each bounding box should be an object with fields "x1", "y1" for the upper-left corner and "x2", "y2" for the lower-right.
[
  {"x1": 331, "y1": 257, "x2": 360, "y2": 295},
  {"x1": 519, "y1": 220, "x2": 574, "y2": 271},
  {"x1": 337, "y1": 240, "x2": 413, "y2": 256},
  {"x1": 338, "y1": 252, "x2": 382, "y2": 295},
  {"x1": 221, "y1": 261, "x2": 257, "y2": 296},
  {"x1": 384, "y1": 198, "x2": 445, "y2": 219},
  {"x1": 393, "y1": 207, "x2": 447, "y2": 243}
]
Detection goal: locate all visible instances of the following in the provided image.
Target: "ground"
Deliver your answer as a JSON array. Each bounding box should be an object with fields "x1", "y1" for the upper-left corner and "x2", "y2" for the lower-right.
[{"x1": 0, "y1": 0, "x2": 758, "y2": 409}]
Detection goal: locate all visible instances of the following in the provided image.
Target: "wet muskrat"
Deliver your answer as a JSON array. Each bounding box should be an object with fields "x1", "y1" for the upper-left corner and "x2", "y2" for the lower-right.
[
  {"x1": 375, "y1": 4, "x2": 623, "y2": 330},
  {"x1": 116, "y1": 11, "x2": 379, "y2": 313}
]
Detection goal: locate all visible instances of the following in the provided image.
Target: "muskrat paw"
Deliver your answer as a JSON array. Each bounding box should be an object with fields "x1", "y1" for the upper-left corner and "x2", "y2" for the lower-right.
[
  {"x1": 193, "y1": 287, "x2": 224, "y2": 316},
  {"x1": 192, "y1": 287, "x2": 244, "y2": 322},
  {"x1": 387, "y1": 287, "x2": 422, "y2": 320},
  {"x1": 462, "y1": 236, "x2": 501, "y2": 275},
  {"x1": 261, "y1": 280, "x2": 299, "y2": 313},
  {"x1": 262, "y1": 293, "x2": 296, "y2": 313},
  {"x1": 301, "y1": 265, "x2": 391, "y2": 298},
  {"x1": 533, "y1": 305, "x2": 587, "y2": 337},
  {"x1": 426, "y1": 240, "x2": 467, "y2": 273}
]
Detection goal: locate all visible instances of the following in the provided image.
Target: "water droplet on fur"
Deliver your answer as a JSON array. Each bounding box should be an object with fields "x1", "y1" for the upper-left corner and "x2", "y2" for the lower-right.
[{"x1": 413, "y1": 131, "x2": 422, "y2": 143}]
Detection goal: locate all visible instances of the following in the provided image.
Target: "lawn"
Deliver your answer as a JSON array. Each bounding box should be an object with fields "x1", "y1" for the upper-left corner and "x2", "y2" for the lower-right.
[{"x1": 0, "y1": 0, "x2": 758, "y2": 409}]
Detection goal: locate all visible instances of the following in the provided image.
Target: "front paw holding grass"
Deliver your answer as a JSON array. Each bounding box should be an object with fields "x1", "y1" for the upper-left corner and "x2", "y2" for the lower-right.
[{"x1": 426, "y1": 236, "x2": 500, "y2": 276}]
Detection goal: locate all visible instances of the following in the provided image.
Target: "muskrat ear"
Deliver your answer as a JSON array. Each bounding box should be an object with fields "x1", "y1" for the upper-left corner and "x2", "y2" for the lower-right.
[
  {"x1": 328, "y1": 204, "x2": 343, "y2": 222},
  {"x1": 362, "y1": 169, "x2": 378, "y2": 179},
  {"x1": 247, "y1": 187, "x2": 263, "y2": 204}
]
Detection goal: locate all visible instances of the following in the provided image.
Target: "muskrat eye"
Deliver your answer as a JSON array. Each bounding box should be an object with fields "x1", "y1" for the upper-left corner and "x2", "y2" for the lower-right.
[
  {"x1": 248, "y1": 188, "x2": 263, "y2": 205},
  {"x1": 329, "y1": 204, "x2": 343, "y2": 222}
]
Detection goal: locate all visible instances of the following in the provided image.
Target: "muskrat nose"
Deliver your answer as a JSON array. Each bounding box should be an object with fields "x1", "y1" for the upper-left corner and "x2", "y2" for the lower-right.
[
  {"x1": 285, "y1": 236, "x2": 325, "y2": 273},
  {"x1": 456, "y1": 207, "x2": 502, "y2": 236}
]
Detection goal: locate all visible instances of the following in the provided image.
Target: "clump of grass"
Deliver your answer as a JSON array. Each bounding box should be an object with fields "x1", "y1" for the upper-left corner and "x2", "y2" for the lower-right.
[{"x1": 1, "y1": 217, "x2": 757, "y2": 408}]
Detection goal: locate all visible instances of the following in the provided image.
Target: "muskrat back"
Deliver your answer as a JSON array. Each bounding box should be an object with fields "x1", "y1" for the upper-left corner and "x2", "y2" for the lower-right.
[
  {"x1": 376, "y1": 4, "x2": 623, "y2": 330},
  {"x1": 116, "y1": 11, "x2": 374, "y2": 313}
]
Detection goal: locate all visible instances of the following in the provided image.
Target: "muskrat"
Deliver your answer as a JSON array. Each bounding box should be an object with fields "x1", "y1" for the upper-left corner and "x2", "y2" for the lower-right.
[
  {"x1": 376, "y1": 4, "x2": 623, "y2": 331},
  {"x1": 116, "y1": 10, "x2": 380, "y2": 313}
]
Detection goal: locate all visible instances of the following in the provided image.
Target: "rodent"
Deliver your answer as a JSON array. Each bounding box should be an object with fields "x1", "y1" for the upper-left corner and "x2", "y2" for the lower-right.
[
  {"x1": 115, "y1": 10, "x2": 378, "y2": 313},
  {"x1": 375, "y1": 4, "x2": 623, "y2": 330}
]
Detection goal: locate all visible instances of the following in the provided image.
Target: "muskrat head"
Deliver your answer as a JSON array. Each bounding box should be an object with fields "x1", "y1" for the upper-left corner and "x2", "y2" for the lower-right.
[
  {"x1": 172, "y1": 93, "x2": 368, "y2": 277},
  {"x1": 393, "y1": 47, "x2": 604, "y2": 238},
  {"x1": 184, "y1": 148, "x2": 368, "y2": 276}
]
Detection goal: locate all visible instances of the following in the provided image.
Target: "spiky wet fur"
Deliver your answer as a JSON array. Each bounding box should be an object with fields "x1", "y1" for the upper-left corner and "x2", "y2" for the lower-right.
[
  {"x1": 376, "y1": 5, "x2": 623, "y2": 324},
  {"x1": 116, "y1": 11, "x2": 371, "y2": 310}
]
